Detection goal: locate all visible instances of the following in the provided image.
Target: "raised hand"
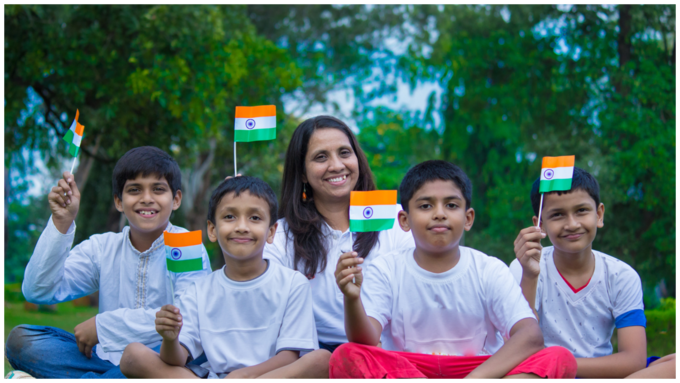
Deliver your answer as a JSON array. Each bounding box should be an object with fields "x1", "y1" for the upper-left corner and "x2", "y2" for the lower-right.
[
  {"x1": 513, "y1": 226, "x2": 546, "y2": 278},
  {"x1": 155, "y1": 304, "x2": 183, "y2": 342},
  {"x1": 334, "y1": 251, "x2": 364, "y2": 300},
  {"x1": 47, "y1": 171, "x2": 81, "y2": 233}
]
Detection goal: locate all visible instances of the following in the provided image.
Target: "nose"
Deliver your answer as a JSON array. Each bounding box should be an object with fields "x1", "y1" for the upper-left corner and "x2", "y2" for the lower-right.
[
  {"x1": 140, "y1": 188, "x2": 154, "y2": 204},
  {"x1": 564, "y1": 213, "x2": 580, "y2": 231},
  {"x1": 234, "y1": 216, "x2": 250, "y2": 233},
  {"x1": 432, "y1": 203, "x2": 446, "y2": 220},
  {"x1": 327, "y1": 153, "x2": 346, "y2": 173}
]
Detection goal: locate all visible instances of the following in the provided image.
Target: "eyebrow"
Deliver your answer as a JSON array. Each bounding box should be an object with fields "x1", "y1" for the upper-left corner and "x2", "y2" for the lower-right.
[
  {"x1": 415, "y1": 195, "x2": 463, "y2": 202},
  {"x1": 219, "y1": 205, "x2": 267, "y2": 215},
  {"x1": 126, "y1": 181, "x2": 169, "y2": 188}
]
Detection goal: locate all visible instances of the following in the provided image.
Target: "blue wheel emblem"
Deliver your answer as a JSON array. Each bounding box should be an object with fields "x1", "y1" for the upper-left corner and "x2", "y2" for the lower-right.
[
  {"x1": 363, "y1": 207, "x2": 374, "y2": 219},
  {"x1": 543, "y1": 169, "x2": 554, "y2": 180},
  {"x1": 170, "y1": 248, "x2": 182, "y2": 260},
  {"x1": 245, "y1": 119, "x2": 256, "y2": 130}
]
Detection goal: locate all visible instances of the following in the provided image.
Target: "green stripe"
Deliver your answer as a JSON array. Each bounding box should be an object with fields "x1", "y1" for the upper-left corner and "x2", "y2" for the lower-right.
[
  {"x1": 349, "y1": 219, "x2": 395, "y2": 232},
  {"x1": 235, "y1": 128, "x2": 276, "y2": 142},
  {"x1": 539, "y1": 178, "x2": 573, "y2": 193},
  {"x1": 63, "y1": 129, "x2": 74, "y2": 144},
  {"x1": 166, "y1": 258, "x2": 203, "y2": 273},
  {"x1": 68, "y1": 143, "x2": 79, "y2": 157}
]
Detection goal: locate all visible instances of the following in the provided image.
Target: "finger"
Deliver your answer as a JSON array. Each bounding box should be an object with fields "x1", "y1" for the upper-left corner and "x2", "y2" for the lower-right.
[
  {"x1": 156, "y1": 325, "x2": 181, "y2": 332},
  {"x1": 337, "y1": 267, "x2": 362, "y2": 281},
  {"x1": 157, "y1": 310, "x2": 182, "y2": 322},
  {"x1": 161, "y1": 304, "x2": 179, "y2": 313},
  {"x1": 339, "y1": 273, "x2": 357, "y2": 287},
  {"x1": 69, "y1": 175, "x2": 81, "y2": 198},
  {"x1": 77, "y1": 339, "x2": 85, "y2": 355},
  {"x1": 51, "y1": 193, "x2": 67, "y2": 208},
  {"x1": 84, "y1": 344, "x2": 93, "y2": 359},
  {"x1": 336, "y1": 256, "x2": 363, "y2": 270},
  {"x1": 58, "y1": 178, "x2": 73, "y2": 197},
  {"x1": 519, "y1": 243, "x2": 542, "y2": 261},
  {"x1": 155, "y1": 317, "x2": 182, "y2": 327}
]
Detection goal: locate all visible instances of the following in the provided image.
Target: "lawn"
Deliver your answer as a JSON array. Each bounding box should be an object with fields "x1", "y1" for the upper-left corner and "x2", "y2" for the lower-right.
[{"x1": 3, "y1": 287, "x2": 675, "y2": 377}]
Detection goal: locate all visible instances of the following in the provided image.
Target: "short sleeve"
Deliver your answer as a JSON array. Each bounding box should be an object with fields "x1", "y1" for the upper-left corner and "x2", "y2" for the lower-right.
[
  {"x1": 484, "y1": 258, "x2": 536, "y2": 339},
  {"x1": 508, "y1": 259, "x2": 523, "y2": 284},
  {"x1": 612, "y1": 265, "x2": 646, "y2": 328},
  {"x1": 263, "y1": 220, "x2": 294, "y2": 269},
  {"x1": 361, "y1": 258, "x2": 394, "y2": 330},
  {"x1": 176, "y1": 283, "x2": 202, "y2": 359},
  {"x1": 275, "y1": 274, "x2": 318, "y2": 353}
]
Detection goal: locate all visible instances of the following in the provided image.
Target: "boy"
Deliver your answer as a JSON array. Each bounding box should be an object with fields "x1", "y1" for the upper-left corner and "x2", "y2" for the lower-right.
[
  {"x1": 5, "y1": 146, "x2": 211, "y2": 379},
  {"x1": 119, "y1": 176, "x2": 321, "y2": 378},
  {"x1": 509, "y1": 166, "x2": 675, "y2": 378},
  {"x1": 329, "y1": 160, "x2": 577, "y2": 378}
]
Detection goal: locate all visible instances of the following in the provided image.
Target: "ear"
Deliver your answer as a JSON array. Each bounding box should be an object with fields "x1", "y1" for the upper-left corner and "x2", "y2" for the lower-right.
[
  {"x1": 397, "y1": 209, "x2": 410, "y2": 232},
  {"x1": 266, "y1": 221, "x2": 278, "y2": 244},
  {"x1": 172, "y1": 190, "x2": 182, "y2": 211},
  {"x1": 531, "y1": 216, "x2": 545, "y2": 233},
  {"x1": 114, "y1": 194, "x2": 124, "y2": 213},
  {"x1": 464, "y1": 208, "x2": 475, "y2": 231},
  {"x1": 206, "y1": 220, "x2": 218, "y2": 243},
  {"x1": 596, "y1": 203, "x2": 605, "y2": 228}
]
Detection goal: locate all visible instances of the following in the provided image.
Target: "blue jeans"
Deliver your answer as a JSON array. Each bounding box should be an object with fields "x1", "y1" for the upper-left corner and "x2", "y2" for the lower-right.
[{"x1": 5, "y1": 324, "x2": 128, "y2": 378}]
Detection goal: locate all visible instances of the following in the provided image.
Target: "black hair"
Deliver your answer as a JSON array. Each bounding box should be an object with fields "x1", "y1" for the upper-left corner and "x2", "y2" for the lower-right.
[
  {"x1": 207, "y1": 176, "x2": 278, "y2": 227},
  {"x1": 399, "y1": 160, "x2": 473, "y2": 212},
  {"x1": 279, "y1": 116, "x2": 379, "y2": 279},
  {"x1": 112, "y1": 146, "x2": 182, "y2": 200},
  {"x1": 530, "y1": 166, "x2": 600, "y2": 216}
]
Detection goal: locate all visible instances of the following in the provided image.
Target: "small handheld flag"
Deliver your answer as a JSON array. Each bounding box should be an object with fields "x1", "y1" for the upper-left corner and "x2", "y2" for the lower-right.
[
  {"x1": 349, "y1": 190, "x2": 398, "y2": 232},
  {"x1": 233, "y1": 105, "x2": 277, "y2": 176},
  {"x1": 537, "y1": 155, "x2": 575, "y2": 228},
  {"x1": 62, "y1": 110, "x2": 85, "y2": 174},
  {"x1": 164, "y1": 230, "x2": 204, "y2": 273}
]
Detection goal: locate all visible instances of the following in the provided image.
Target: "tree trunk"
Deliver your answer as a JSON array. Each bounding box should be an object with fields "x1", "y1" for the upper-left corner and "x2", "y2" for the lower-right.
[
  {"x1": 2, "y1": 165, "x2": 9, "y2": 261},
  {"x1": 181, "y1": 138, "x2": 217, "y2": 235}
]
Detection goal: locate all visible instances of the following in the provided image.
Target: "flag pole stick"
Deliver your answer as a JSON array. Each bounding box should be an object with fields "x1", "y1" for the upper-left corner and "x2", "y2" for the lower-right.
[
  {"x1": 69, "y1": 157, "x2": 77, "y2": 175},
  {"x1": 536, "y1": 193, "x2": 544, "y2": 230},
  {"x1": 168, "y1": 271, "x2": 176, "y2": 306},
  {"x1": 234, "y1": 142, "x2": 237, "y2": 177}
]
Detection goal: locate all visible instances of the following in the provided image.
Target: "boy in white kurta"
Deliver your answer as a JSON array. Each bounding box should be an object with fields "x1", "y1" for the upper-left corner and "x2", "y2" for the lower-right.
[
  {"x1": 120, "y1": 176, "x2": 319, "y2": 378},
  {"x1": 510, "y1": 166, "x2": 675, "y2": 378},
  {"x1": 5, "y1": 146, "x2": 211, "y2": 379},
  {"x1": 330, "y1": 160, "x2": 577, "y2": 378}
]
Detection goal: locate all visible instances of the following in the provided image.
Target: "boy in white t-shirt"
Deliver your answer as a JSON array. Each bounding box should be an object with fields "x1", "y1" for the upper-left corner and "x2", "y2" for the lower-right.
[
  {"x1": 329, "y1": 160, "x2": 577, "y2": 378},
  {"x1": 119, "y1": 176, "x2": 323, "y2": 378},
  {"x1": 510, "y1": 166, "x2": 675, "y2": 379}
]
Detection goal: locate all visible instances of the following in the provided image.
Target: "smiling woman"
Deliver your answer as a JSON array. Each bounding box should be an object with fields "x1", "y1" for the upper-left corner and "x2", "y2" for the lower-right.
[{"x1": 261, "y1": 116, "x2": 415, "y2": 377}]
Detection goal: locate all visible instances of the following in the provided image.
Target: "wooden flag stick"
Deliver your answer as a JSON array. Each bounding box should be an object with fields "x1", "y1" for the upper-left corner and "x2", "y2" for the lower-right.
[
  {"x1": 234, "y1": 142, "x2": 237, "y2": 177},
  {"x1": 536, "y1": 193, "x2": 544, "y2": 230},
  {"x1": 69, "y1": 157, "x2": 77, "y2": 175}
]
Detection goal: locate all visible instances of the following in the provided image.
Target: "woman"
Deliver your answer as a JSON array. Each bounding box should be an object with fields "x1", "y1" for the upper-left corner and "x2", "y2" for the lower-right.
[{"x1": 263, "y1": 116, "x2": 415, "y2": 378}]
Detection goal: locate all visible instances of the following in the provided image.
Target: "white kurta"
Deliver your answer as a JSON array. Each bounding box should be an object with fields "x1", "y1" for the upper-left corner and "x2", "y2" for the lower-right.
[{"x1": 22, "y1": 216, "x2": 212, "y2": 365}]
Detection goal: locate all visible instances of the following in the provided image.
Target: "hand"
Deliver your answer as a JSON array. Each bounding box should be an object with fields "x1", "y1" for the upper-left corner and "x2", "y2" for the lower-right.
[
  {"x1": 155, "y1": 304, "x2": 183, "y2": 342},
  {"x1": 513, "y1": 226, "x2": 546, "y2": 278},
  {"x1": 48, "y1": 171, "x2": 81, "y2": 233},
  {"x1": 224, "y1": 368, "x2": 254, "y2": 379},
  {"x1": 74, "y1": 316, "x2": 99, "y2": 358},
  {"x1": 224, "y1": 173, "x2": 242, "y2": 181},
  {"x1": 335, "y1": 251, "x2": 364, "y2": 300}
]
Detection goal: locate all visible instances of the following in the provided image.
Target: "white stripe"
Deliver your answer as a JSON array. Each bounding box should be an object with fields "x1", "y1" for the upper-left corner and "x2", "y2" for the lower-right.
[
  {"x1": 234, "y1": 116, "x2": 276, "y2": 131},
  {"x1": 69, "y1": 119, "x2": 78, "y2": 132},
  {"x1": 165, "y1": 244, "x2": 203, "y2": 261},
  {"x1": 72, "y1": 133, "x2": 82, "y2": 146},
  {"x1": 540, "y1": 166, "x2": 574, "y2": 181},
  {"x1": 349, "y1": 205, "x2": 397, "y2": 221}
]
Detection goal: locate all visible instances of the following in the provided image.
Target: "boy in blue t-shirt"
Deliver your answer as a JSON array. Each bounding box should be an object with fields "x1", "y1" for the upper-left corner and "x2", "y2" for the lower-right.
[{"x1": 510, "y1": 166, "x2": 675, "y2": 378}]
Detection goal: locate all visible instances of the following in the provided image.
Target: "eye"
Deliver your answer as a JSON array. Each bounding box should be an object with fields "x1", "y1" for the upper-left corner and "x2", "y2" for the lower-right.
[
  {"x1": 446, "y1": 203, "x2": 458, "y2": 209},
  {"x1": 340, "y1": 148, "x2": 352, "y2": 157},
  {"x1": 127, "y1": 187, "x2": 139, "y2": 193},
  {"x1": 224, "y1": 214, "x2": 235, "y2": 220},
  {"x1": 577, "y1": 208, "x2": 588, "y2": 213},
  {"x1": 315, "y1": 154, "x2": 327, "y2": 161},
  {"x1": 251, "y1": 216, "x2": 262, "y2": 221},
  {"x1": 551, "y1": 212, "x2": 563, "y2": 218},
  {"x1": 419, "y1": 203, "x2": 432, "y2": 209},
  {"x1": 154, "y1": 187, "x2": 167, "y2": 192}
]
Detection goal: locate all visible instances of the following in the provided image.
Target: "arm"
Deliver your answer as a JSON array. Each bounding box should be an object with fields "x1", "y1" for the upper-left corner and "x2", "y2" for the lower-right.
[
  {"x1": 513, "y1": 226, "x2": 545, "y2": 321},
  {"x1": 225, "y1": 351, "x2": 299, "y2": 379},
  {"x1": 575, "y1": 326, "x2": 647, "y2": 378},
  {"x1": 155, "y1": 304, "x2": 191, "y2": 366},
  {"x1": 335, "y1": 251, "x2": 383, "y2": 346},
  {"x1": 465, "y1": 318, "x2": 545, "y2": 379}
]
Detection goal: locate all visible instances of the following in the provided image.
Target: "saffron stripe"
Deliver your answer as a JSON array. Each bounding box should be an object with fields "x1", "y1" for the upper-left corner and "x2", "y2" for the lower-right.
[
  {"x1": 166, "y1": 258, "x2": 203, "y2": 273},
  {"x1": 350, "y1": 190, "x2": 398, "y2": 206},
  {"x1": 235, "y1": 128, "x2": 276, "y2": 142},
  {"x1": 164, "y1": 230, "x2": 203, "y2": 247},
  {"x1": 541, "y1": 155, "x2": 575, "y2": 169},
  {"x1": 539, "y1": 178, "x2": 573, "y2": 193},
  {"x1": 349, "y1": 218, "x2": 395, "y2": 232},
  {"x1": 235, "y1": 105, "x2": 276, "y2": 118}
]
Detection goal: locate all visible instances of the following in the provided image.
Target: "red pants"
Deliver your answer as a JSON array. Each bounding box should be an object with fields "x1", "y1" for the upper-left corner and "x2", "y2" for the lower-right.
[{"x1": 329, "y1": 343, "x2": 577, "y2": 379}]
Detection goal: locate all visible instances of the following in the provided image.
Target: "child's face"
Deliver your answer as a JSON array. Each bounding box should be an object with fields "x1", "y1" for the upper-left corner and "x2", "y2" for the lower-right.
[
  {"x1": 536, "y1": 189, "x2": 604, "y2": 255},
  {"x1": 114, "y1": 174, "x2": 181, "y2": 235},
  {"x1": 207, "y1": 191, "x2": 277, "y2": 263},
  {"x1": 398, "y1": 179, "x2": 475, "y2": 255}
]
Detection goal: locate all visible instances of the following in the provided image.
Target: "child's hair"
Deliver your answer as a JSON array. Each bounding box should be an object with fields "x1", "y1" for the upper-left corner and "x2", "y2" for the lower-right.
[
  {"x1": 112, "y1": 146, "x2": 182, "y2": 200},
  {"x1": 207, "y1": 176, "x2": 278, "y2": 227},
  {"x1": 399, "y1": 160, "x2": 472, "y2": 212},
  {"x1": 530, "y1": 166, "x2": 601, "y2": 216}
]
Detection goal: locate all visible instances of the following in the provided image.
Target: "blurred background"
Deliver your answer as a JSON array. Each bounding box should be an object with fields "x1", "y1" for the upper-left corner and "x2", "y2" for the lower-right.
[{"x1": 4, "y1": 4, "x2": 675, "y2": 369}]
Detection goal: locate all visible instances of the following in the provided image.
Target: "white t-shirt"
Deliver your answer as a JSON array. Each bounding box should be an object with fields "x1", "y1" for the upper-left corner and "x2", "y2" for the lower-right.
[
  {"x1": 363, "y1": 246, "x2": 535, "y2": 356},
  {"x1": 264, "y1": 205, "x2": 415, "y2": 344},
  {"x1": 177, "y1": 261, "x2": 318, "y2": 375},
  {"x1": 508, "y1": 246, "x2": 646, "y2": 358}
]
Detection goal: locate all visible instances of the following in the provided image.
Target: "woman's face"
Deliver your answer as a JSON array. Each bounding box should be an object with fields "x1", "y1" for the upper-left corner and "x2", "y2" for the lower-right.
[{"x1": 303, "y1": 127, "x2": 360, "y2": 204}]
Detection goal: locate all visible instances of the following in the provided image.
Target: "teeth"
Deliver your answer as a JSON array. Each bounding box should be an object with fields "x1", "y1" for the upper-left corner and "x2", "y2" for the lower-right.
[
  {"x1": 140, "y1": 211, "x2": 155, "y2": 216},
  {"x1": 328, "y1": 175, "x2": 347, "y2": 182}
]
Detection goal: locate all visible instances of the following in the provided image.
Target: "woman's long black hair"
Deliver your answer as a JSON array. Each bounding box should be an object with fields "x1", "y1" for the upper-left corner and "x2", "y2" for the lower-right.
[{"x1": 279, "y1": 116, "x2": 380, "y2": 278}]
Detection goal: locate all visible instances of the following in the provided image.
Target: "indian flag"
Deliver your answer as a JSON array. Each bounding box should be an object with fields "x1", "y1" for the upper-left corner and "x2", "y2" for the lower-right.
[
  {"x1": 234, "y1": 105, "x2": 276, "y2": 142},
  {"x1": 164, "y1": 230, "x2": 204, "y2": 273},
  {"x1": 349, "y1": 190, "x2": 398, "y2": 232},
  {"x1": 62, "y1": 109, "x2": 85, "y2": 157},
  {"x1": 539, "y1": 155, "x2": 575, "y2": 193}
]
